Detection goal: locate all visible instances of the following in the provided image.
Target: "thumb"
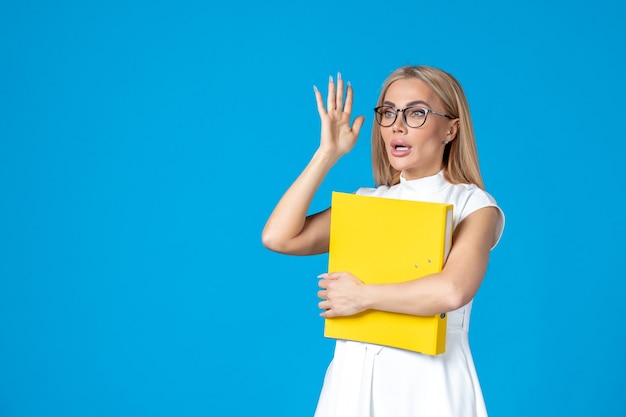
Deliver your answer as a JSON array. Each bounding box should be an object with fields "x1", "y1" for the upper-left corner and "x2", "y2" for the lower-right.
[{"x1": 352, "y1": 115, "x2": 365, "y2": 136}]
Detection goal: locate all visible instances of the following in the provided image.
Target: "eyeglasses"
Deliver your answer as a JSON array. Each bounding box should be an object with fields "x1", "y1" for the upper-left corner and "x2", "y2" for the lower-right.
[{"x1": 373, "y1": 105, "x2": 454, "y2": 128}]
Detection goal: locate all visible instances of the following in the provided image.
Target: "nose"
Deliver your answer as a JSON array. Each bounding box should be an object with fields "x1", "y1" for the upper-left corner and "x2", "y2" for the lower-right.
[{"x1": 392, "y1": 110, "x2": 407, "y2": 131}]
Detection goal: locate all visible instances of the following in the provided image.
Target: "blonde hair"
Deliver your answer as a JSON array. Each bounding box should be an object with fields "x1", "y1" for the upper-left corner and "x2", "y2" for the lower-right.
[{"x1": 371, "y1": 65, "x2": 485, "y2": 189}]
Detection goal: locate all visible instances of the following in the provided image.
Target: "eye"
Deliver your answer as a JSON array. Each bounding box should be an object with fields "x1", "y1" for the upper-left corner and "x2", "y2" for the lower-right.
[
  {"x1": 407, "y1": 107, "x2": 427, "y2": 119},
  {"x1": 378, "y1": 106, "x2": 396, "y2": 119}
]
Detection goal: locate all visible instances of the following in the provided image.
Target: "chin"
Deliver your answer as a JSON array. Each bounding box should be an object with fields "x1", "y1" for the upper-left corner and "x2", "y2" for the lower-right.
[{"x1": 387, "y1": 157, "x2": 416, "y2": 173}]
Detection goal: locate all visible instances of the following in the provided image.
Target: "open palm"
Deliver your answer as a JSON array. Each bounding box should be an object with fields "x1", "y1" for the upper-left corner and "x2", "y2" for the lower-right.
[{"x1": 314, "y1": 73, "x2": 365, "y2": 159}]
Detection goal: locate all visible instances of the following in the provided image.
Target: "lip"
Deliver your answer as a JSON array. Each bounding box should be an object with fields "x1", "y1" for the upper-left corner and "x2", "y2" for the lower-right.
[{"x1": 389, "y1": 139, "x2": 412, "y2": 157}]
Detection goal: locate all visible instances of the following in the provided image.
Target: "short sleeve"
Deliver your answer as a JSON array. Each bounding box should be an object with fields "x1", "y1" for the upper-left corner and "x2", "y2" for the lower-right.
[{"x1": 461, "y1": 189, "x2": 505, "y2": 249}]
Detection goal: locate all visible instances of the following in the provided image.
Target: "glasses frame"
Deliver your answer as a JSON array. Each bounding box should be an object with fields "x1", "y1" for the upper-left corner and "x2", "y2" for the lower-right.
[{"x1": 373, "y1": 105, "x2": 455, "y2": 128}]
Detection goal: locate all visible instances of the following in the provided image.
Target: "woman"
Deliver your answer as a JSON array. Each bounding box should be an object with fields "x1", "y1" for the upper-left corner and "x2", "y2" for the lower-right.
[{"x1": 262, "y1": 65, "x2": 505, "y2": 417}]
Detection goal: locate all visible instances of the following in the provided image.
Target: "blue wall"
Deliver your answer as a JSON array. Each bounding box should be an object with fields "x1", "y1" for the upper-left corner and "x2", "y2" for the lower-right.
[{"x1": 1, "y1": 1, "x2": 624, "y2": 416}]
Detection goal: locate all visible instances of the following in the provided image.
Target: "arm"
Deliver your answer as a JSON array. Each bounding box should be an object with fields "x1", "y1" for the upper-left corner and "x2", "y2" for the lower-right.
[
  {"x1": 318, "y1": 206, "x2": 500, "y2": 317},
  {"x1": 261, "y1": 74, "x2": 365, "y2": 256}
]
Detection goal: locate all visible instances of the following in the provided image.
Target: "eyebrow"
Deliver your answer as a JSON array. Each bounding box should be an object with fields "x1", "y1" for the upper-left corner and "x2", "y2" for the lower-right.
[{"x1": 383, "y1": 100, "x2": 432, "y2": 108}]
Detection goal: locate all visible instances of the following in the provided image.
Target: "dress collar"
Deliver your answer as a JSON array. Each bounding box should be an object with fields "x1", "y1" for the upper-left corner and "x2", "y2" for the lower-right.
[{"x1": 399, "y1": 170, "x2": 448, "y2": 192}]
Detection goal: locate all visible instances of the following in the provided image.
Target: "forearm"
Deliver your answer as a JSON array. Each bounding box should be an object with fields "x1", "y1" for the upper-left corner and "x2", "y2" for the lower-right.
[
  {"x1": 261, "y1": 149, "x2": 338, "y2": 254},
  {"x1": 359, "y1": 208, "x2": 497, "y2": 316},
  {"x1": 361, "y1": 273, "x2": 465, "y2": 316},
  {"x1": 262, "y1": 74, "x2": 363, "y2": 255},
  {"x1": 360, "y1": 244, "x2": 490, "y2": 316},
  {"x1": 318, "y1": 208, "x2": 498, "y2": 318}
]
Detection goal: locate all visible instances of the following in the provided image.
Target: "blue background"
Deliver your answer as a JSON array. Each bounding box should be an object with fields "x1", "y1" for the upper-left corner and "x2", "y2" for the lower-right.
[{"x1": 1, "y1": 0, "x2": 624, "y2": 416}]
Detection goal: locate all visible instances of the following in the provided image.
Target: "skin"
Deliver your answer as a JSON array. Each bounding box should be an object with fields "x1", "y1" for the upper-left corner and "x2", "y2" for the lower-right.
[
  {"x1": 380, "y1": 78, "x2": 458, "y2": 180},
  {"x1": 261, "y1": 73, "x2": 499, "y2": 318}
]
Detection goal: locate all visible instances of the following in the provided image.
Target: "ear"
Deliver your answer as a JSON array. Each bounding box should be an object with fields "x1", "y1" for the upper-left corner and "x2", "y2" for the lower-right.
[{"x1": 446, "y1": 118, "x2": 460, "y2": 142}]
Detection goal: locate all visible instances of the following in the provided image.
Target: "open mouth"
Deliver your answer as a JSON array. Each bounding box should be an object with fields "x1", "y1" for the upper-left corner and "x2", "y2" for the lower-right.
[{"x1": 390, "y1": 139, "x2": 411, "y2": 152}]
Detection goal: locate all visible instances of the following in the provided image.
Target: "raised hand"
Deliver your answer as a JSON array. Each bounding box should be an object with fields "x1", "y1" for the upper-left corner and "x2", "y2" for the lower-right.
[
  {"x1": 261, "y1": 73, "x2": 365, "y2": 256},
  {"x1": 314, "y1": 73, "x2": 365, "y2": 160}
]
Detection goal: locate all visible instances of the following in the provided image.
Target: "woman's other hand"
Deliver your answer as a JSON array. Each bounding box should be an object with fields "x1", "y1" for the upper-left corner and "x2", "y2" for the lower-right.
[{"x1": 317, "y1": 272, "x2": 367, "y2": 318}]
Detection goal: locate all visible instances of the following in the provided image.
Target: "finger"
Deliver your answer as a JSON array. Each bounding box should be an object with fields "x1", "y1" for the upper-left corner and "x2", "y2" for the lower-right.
[
  {"x1": 317, "y1": 290, "x2": 328, "y2": 299},
  {"x1": 317, "y1": 273, "x2": 330, "y2": 288},
  {"x1": 343, "y1": 81, "x2": 354, "y2": 114},
  {"x1": 313, "y1": 85, "x2": 326, "y2": 116},
  {"x1": 318, "y1": 275, "x2": 340, "y2": 289},
  {"x1": 326, "y1": 75, "x2": 336, "y2": 110},
  {"x1": 324, "y1": 272, "x2": 340, "y2": 280},
  {"x1": 336, "y1": 72, "x2": 344, "y2": 111},
  {"x1": 318, "y1": 300, "x2": 331, "y2": 310}
]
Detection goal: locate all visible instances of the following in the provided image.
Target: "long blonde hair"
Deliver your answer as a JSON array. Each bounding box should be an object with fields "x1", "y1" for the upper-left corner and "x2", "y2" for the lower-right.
[{"x1": 371, "y1": 65, "x2": 485, "y2": 189}]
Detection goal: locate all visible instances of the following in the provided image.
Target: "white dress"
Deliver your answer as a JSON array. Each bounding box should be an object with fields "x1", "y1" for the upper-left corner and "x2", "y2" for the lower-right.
[{"x1": 314, "y1": 170, "x2": 505, "y2": 417}]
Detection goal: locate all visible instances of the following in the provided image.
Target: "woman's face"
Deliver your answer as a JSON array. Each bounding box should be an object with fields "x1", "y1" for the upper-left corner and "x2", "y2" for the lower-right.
[{"x1": 379, "y1": 78, "x2": 457, "y2": 180}]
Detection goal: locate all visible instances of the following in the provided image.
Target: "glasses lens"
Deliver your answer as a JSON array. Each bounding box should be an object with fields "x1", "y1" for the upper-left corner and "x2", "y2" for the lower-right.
[
  {"x1": 375, "y1": 106, "x2": 396, "y2": 127},
  {"x1": 404, "y1": 107, "x2": 427, "y2": 128}
]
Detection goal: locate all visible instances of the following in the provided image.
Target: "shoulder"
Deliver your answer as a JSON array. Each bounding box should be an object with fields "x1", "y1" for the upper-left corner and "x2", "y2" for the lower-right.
[
  {"x1": 445, "y1": 183, "x2": 505, "y2": 249},
  {"x1": 448, "y1": 183, "x2": 499, "y2": 214}
]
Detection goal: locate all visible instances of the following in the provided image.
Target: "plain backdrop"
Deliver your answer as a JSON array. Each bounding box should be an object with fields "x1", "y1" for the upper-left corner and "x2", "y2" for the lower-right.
[{"x1": 1, "y1": 0, "x2": 625, "y2": 416}]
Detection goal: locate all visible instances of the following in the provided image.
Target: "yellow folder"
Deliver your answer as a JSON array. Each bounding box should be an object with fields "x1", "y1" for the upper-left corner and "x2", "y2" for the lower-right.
[{"x1": 324, "y1": 192, "x2": 453, "y2": 355}]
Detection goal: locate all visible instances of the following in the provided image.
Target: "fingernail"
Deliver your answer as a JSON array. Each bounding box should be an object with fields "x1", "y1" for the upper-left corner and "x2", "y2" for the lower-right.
[
  {"x1": 313, "y1": 85, "x2": 318, "y2": 92},
  {"x1": 337, "y1": 72, "x2": 342, "y2": 80},
  {"x1": 329, "y1": 75, "x2": 333, "y2": 83}
]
